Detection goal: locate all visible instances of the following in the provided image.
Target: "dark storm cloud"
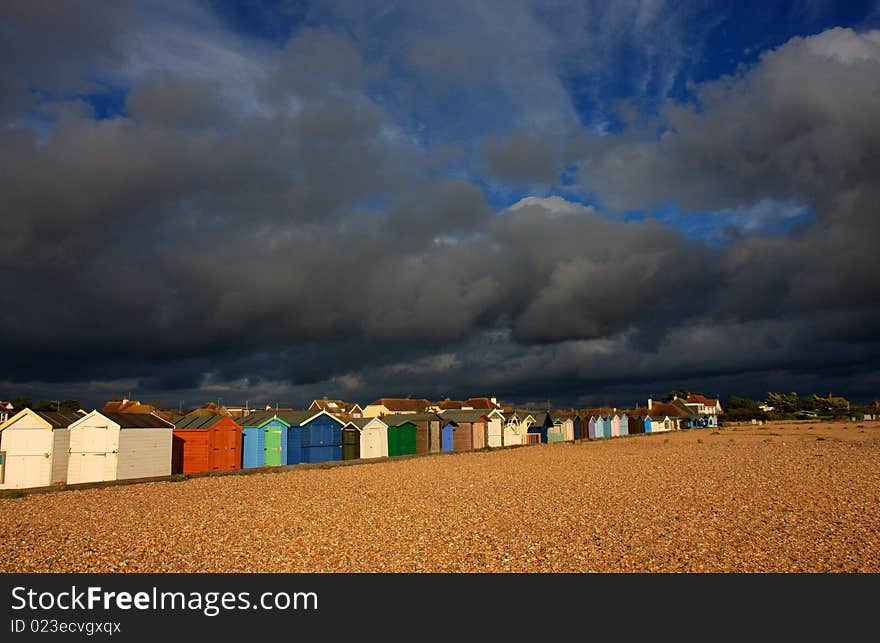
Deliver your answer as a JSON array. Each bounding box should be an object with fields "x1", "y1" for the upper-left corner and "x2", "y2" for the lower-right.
[
  {"x1": 0, "y1": 1, "x2": 133, "y2": 120},
  {"x1": 480, "y1": 134, "x2": 562, "y2": 185},
  {"x1": 2, "y1": 10, "x2": 880, "y2": 408},
  {"x1": 125, "y1": 72, "x2": 230, "y2": 127},
  {"x1": 577, "y1": 28, "x2": 880, "y2": 215}
]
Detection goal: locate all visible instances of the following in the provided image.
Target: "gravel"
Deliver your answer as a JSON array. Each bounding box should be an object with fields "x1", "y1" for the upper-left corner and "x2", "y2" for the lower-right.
[{"x1": 2, "y1": 421, "x2": 878, "y2": 572}]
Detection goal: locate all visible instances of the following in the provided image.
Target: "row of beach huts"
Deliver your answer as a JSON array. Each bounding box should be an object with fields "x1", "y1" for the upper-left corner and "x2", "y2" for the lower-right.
[{"x1": 0, "y1": 395, "x2": 722, "y2": 490}]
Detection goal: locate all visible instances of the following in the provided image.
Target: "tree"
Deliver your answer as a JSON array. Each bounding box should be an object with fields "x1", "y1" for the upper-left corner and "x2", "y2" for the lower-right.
[
  {"x1": 662, "y1": 389, "x2": 691, "y2": 403},
  {"x1": 807, "y1": 393, "x2": 850, "y2": 415},
  {"x1": 59, "y1": 399, "x2": 81, "y2": 412},
  {"x1": 765, "y1": 392, "x2": 799, "y2": 415},
  {"x1": 724, "y1": 395, "x2": 767, "y2": 421},
  {"x1": 10, "y1": 396, "x2": 32, "y2": 409}
]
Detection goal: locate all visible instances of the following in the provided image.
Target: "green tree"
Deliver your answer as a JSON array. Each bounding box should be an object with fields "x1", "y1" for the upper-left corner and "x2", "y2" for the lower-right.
[
  {"x1": 59, "y1": 399, "x2": 81, "y2": 412},
  {"x1": 765, "y1": 392, "x2": 799, "y2": 415},
  {"x1": 724, "y1": 395, "x2": 766, "y2": 421},
  {"x1": 662, "y1": 389, "x2": 691, "y2": 403},
  {"x1": 10, "y1": 396, "x2": 32, "y2": 409}
]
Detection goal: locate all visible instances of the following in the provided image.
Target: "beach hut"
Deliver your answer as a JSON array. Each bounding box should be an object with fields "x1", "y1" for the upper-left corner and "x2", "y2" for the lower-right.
[
  {"x1": 261, "y1": 416, "x2": 290, "y2": 466},
  {"x1": 171, "y1": 414, "x2": 242, "y2": 475},
  {"x1": 616, "y1": 413, "x2": 630, "y2": 437},
  {"x1": 238, "y1": 412, "x2": 269, "y2": 469},
  {"x1": 551, "y1": 412, "x2": 581, "y2": 441},
  {"x1": 486, "y1": 409, "x2": 505, "y2": 447},
  {"x1": 524, "y1": 410, "x2": 553, "y2": 444},
  {"x1": 592, "y1": 415, "x2": 611, "y2": 438},
  {"x1": 343, "y1": 417, "x2": 388, "y2": 460},
  {"x1": 548, "y1": 420, "x2": 566, "y2": 443},
  {"x1": 382, "y1": 412, "x2": 442, "y2": 454},
  {"x1": 240, "y1": 410, "x2": 323, "y2": 467},
  {"x1": 610, "y1": 414, "x2": 629, "y2": 437},
  {"x1": 341, "y1": 425, "x2": 360, "y2": 460},
  {"x1": 587, "y1": 416, "x2": 598, "y2": 439},
  {"x1": 440, "y1": 420, "x2": 456, "y2": 451},
  {"x1": 385, "y1": 419, "x2": 418, "y2": 457},
  {"x1": 502, "y1": 410, "x2": 532, "y2": 446},
  {"x1": 625, "y1": 411, "x2": 646, "y2": 435},
  {"x1": 438, "y1": 410, "x2": 490, "y2": 450},
  {"x1": 300, "y1": 411, "x2": 346, "y2": 464},
  {"x1": 67, "y1": 411, "x2": 173, "y2": 484},
  {"x1": 0, "y1": 409, "x2": 80, "y2": 489}
]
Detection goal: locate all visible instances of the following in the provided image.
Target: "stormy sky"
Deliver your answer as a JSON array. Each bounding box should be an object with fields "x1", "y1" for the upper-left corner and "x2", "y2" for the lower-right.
[{"x1": 2, "y1": 1, "x2": 880, "y2": 410}]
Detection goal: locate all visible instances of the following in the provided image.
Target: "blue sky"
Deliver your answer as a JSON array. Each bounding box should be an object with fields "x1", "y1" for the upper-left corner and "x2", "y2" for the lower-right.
[{"x1": 172, "y1": 0, "x2": 880, "y2": 242}]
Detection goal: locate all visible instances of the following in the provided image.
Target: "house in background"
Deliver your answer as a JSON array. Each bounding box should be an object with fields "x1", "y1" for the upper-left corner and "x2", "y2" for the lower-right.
[
  {"x1": 0, "y1": 408, "x2": 81, "y2": 489},
  {"x1": 677, "y1": 394, "x2": 723, "y2": 427},
  {"x1": 362, "y1": 398, "x2": 433, "y2": 418},
  {"x1": 0, "y1": 401, "x2": 13, "y2": 424},
  {"x1": 464, "y1": 397, "x2": 503, "y2": 410},
  {"x1": 308, "y1": 397, "x2": 363, "y2": 418},
  {"x1": 436, "y1": 398, "x2": 466, "y2": 410},
  {"x1": 186, "y1": 402, "x2": 232, "y2": 417},
  {"x1": 102, "y1": 397, "x2": 158, "y2": 415}
]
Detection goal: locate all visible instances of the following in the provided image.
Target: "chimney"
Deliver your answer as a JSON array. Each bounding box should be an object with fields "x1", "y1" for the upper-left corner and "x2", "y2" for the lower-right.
[{"x1": 647, "y1": 397, "x2": 653, "y2": 410}]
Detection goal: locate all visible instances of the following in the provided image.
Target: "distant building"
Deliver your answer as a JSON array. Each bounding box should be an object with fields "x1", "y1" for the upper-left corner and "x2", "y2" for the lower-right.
[
  {"x1": 103, "y1": 397, "x2": 158, "y2": 415},
  {"x1": 308, "y1": 397, "x2": 363, "y2": 418},
  {"x1": 362, "y1": 398, "x2": 433, "y2": 418},
  {"x1": 680, "y1": 393, "x2": 724, "y2": 417},
  {"x1": 0, "y1": 401, "x2": 13, "y2": 424}
]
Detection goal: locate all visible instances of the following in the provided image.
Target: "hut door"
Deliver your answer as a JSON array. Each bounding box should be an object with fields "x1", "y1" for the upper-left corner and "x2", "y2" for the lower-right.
[
  {"x1": 364, "y1": 429, "x2": 381, "y2": 458},
  {"x1": 441, "y1": 425, "x2": 453, "y2": 452},
  {"x1": 75, "y1": 426, "x2": 109, "y2": 483},
  {"x1": 210, "y1": 427, "x2": 222, "y2": 470},
  {"x1": 264, "y1": 426, "x2": 282, "y2": 466}
]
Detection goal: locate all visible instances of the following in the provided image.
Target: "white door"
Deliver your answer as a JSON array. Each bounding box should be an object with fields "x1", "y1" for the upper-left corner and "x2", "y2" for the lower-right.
[
  {"x1": 74, "y1": 427, "x2": 110, "y2": 483},
  {"x1": 1, "y1": 428, "x2": 51, "y2": 489},
  {"x1": 362, "y1": 429, "x2": 377, "y2": 459}
]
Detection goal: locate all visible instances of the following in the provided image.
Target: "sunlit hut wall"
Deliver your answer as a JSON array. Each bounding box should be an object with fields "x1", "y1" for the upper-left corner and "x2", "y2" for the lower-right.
[
  {"x1": 67, "y1": 411, "x2": 173, "y2": 484},
  {"x1": 382, "y1": 417, "x2": 418, "y2": 457},
  {"x1": 0, "y1": 409, "x2": 81, "y2": 489},
  {"x1": 238, "y1": 412, "x2": 268, "y2": 469},
  {"x1": 523, "y1": 410, "x2": 553, "y2": 444},
  {"x1": 502, "y1": 410, "x2": 532, "y2": 446},
  {"x1": 437, "y1": 410, "x2": 490, "y2": 450},
  {"x1": 485, "y1": 409, "x2": 505, "y2": 447},
  {"x1": 343, "y1": 417, "x2": 389, "y2": 460},
  {"x1": 381, "y1": 412, "x2": 442, "y2": 454},
  {"x1": 170, "y1": 414, "x2": 242, "y2": 475},
  {"x1": 299, "y1": 411, "x2": 346, "y2": 463},
  {"x1": 341, "y1": 424, "x2": 360, "y2": 460}
]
